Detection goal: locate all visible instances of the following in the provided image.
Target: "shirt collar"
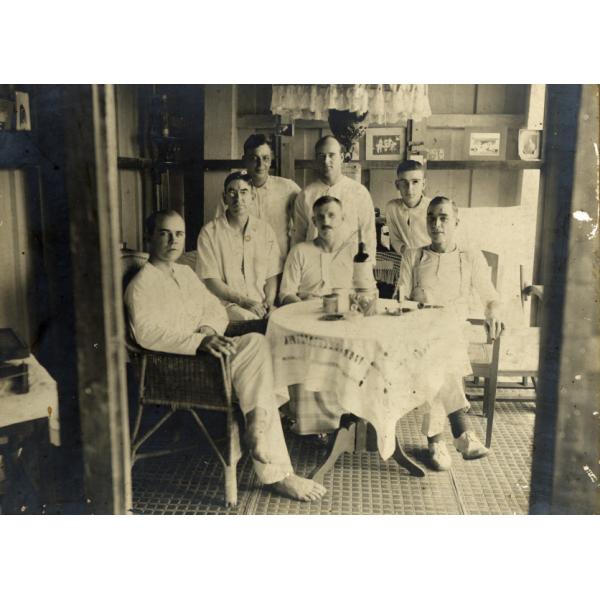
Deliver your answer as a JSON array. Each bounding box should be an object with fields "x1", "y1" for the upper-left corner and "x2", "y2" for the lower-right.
[{"x1": 253, "y1": 175, "x2": 271, "y2": 191}]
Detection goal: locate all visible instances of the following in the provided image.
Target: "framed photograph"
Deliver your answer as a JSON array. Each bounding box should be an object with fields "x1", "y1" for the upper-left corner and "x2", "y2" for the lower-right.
[
  {"x1": 519, "y1": 129, "x2": 542, "y2": 160},
  {"x1": 465, "y1": 127, "x2": 506, "y2": 160},
  {"x1": 366, "y1": 127, "x2": 406, "y2": 161}
]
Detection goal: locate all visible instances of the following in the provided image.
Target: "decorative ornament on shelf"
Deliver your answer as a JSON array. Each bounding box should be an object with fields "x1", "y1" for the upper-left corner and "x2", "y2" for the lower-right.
[{"x1": 328, "y1": 109, "x2": 369, "y2": 162}]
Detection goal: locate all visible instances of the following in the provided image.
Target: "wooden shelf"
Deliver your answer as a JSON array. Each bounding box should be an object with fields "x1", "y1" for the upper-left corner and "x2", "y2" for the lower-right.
[{"x1": 295, "y1": 159, "x2": 543, "y2": 170}]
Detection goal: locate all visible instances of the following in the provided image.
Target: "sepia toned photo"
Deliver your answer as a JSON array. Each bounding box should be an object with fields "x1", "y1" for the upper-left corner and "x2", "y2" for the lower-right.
[{"x1": 0, "y1": 83, "x2": 598, "y2": 521}]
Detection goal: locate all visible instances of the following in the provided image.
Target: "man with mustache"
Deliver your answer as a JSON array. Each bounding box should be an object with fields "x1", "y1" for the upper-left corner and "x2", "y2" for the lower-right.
[
  {"x1": 397, "y1": 196, "x2": 503, "y2": 470},
  {"x1": 280, "y1": 195, "x2": 353, "y2": 304},
  {"x1": 197, "y1": 171, "x2": 282, "y2": 321}
]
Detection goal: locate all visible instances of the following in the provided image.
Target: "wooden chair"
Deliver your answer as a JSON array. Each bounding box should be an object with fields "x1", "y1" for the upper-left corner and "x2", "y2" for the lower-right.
[
  {"x1": 122, "y1": 251, "x2": 243, "y2": 507},
  {"x1": 468, "y1": 252, "x2": 541, "y2": 447}
]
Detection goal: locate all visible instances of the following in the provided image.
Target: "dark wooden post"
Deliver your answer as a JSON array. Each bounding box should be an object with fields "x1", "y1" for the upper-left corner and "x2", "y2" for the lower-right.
[
  {"x1": 63, "y1": 85, "x2": 132, "y2": 514},
  {"x1": 530, "y1": 84, "x2": 600, "y2": 514}
]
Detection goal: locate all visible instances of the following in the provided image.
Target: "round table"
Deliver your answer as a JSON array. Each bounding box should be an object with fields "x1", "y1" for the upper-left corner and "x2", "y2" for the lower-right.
[{"x1": 267, "y1": 299, "x2": 472, "y2": 471}]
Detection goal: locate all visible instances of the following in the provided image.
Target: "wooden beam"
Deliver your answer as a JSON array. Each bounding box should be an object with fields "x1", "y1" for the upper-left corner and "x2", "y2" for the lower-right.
[
  {"x1": 203, "y1": 159, "x2": 245, "y2": 170},
  {"x1": 424, "y1": 113, "x2": 526, "y2": 129},
  {"x1": 530, "y1": 84, "x2": 600, "y2": 514},
  {"x1": 295, "y1": 159, "x2": 543, "y2": 171},
  {"x1": 63, "y1": 84, "x2": 132, "y2": 514}
]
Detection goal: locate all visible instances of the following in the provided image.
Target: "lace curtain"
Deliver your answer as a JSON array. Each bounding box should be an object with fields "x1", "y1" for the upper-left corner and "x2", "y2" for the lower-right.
[{"x1": 270, "y1": 84, "x2": 432, "y2": 124}]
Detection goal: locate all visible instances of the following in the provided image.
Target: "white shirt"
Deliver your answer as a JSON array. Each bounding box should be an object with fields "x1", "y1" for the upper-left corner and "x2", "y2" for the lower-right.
[
  {"x1": 196, "y1": 214, "x2": 282, "y2": 304},
  {"x1": 291, "y1": 175, "x2": 377, "y2": 261},
  {"x1": 385, "y1": 195, "x2": 431, "y2": 255},
  {"x1": 398, "y1": 245, "x2": 500, "y2": 319},
  {"x1": 124, "y1": 262, "x2": 228, "y2": 355},
  {"x1": 214, "y1": 175, "x2": 301, "y2": 257},
  {"x1": 279, "y1": 239, "x2": 355, "y2": 302}
]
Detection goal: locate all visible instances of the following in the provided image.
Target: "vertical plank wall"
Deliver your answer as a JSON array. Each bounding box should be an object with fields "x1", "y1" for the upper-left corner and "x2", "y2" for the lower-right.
[{"x1": 0, "y1": 169, "x2": 36, "y2": 344}]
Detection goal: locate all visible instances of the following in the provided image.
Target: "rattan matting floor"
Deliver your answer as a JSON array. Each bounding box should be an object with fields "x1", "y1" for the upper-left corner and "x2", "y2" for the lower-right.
[{"x1": 131, "y1": 399, "x2": 535, "y2": 515}]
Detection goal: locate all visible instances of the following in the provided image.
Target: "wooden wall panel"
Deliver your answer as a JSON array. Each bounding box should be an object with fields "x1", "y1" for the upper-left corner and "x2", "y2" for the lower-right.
[
  {"x1": 115, "y1": 85, "x2": 144, "y2": 250},
  {"x1": 470, "y1": 169, "x2": 520, "y2": 207},
  {"x1": 204, "y1": 85, "x2": 237, "y2": 159},
  {"x1": 476, "y1": 84, "x2": 527, "y2": 114},
  {"x1": 0, "y1": 170, "x2": 34, "y2": 343},
  {"x1": 204, "y1": 171, "x2": 228, "y2": 222},
  {"x1": 426, "y1": 169, "x2": 471, "y2": 207},
  {"x1": 369, "y1": 169, "x2": 397, "y2": 213},
  {"x1": 428, "y1": 85, "x2": 476, "y2": 114}
]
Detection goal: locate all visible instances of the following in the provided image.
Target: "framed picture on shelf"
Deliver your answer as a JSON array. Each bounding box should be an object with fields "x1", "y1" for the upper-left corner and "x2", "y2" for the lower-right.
[
  {"x1": 464, "y1": 127, "x2": 507, "y2": 161},
  {"x1": 366, "y1": 127, "x2": 406, "y2": 161},
  {"x1": 518, "y1": 129, "x2": 542, "y2": 160}
]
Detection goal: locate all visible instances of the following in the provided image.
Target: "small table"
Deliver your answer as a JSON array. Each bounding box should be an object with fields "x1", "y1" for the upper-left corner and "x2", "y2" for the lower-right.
[
  {"x1": 0, "y1": 354, "x2": 60, "y2": 446},
  {"x1": 266, "y1": 299, "x2": 472, "y2": 481}
]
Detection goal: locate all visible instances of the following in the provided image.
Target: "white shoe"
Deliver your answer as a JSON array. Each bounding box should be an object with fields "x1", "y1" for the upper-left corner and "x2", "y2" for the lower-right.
[
  {"x1": 428, "y1": 440, "x2": 452, "y2": 471},
  {"x1": 454, "y1": 431, "x2": 489, "y2": 460}
]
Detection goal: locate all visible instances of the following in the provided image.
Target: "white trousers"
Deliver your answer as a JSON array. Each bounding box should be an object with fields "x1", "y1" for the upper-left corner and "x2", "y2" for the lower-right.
[
  {"x1": 230, "y1": 333, "x2": 293, "y2": 484},
  {"x1": 421, "y1": 373, "x2": 470, "y2": 438}
]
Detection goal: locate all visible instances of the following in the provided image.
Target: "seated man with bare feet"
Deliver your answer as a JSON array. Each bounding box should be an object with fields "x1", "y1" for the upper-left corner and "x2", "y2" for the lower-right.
[{"x1": 124, "y1": 209, "x2": 326, "y2": 501}]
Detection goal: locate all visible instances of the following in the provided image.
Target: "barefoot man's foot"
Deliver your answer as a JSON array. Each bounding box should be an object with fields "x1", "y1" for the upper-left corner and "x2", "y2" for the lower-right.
[{"x1": 271, "y1": 474, "x2": 327, "y2": 501}]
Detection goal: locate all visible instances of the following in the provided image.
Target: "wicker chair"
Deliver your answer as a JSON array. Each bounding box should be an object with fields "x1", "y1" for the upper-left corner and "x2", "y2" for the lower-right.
[{"x1": 122, "y1": 251, "x2": 243, "y2": 507}]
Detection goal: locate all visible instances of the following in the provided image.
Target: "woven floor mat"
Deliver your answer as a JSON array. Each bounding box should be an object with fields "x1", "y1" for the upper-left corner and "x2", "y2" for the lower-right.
[{"x1": 131, "y1": 400, "x2": 535, "y2": 515}]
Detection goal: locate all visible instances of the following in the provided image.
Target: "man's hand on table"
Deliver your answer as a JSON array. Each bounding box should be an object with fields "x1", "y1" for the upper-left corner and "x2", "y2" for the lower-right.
[{"x1": 198, "y1": 334, "x2": 237, "y2": 358}]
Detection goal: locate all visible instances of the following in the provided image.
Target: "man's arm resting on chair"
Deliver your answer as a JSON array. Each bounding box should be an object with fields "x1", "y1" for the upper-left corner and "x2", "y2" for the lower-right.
[{"x1": 484, "y1": 300, "x2": 504, "y2": 341}]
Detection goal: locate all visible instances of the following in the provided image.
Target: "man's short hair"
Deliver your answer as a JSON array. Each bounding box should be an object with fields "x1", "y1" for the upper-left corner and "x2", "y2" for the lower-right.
[
  {"x1": 145, "y1": 209, "x2": 183, "y2": 236},
  {"x1": 315, "y1": 135, "x2": 342, "y2": 154},
  {"x1": 313, "y1": 195, "x2": 342, "y2": 212},
  {"x1": 223, "y1": 170, "x2": 252, "y2": 190},
  {"x1": 428, "y1": 196, "x2": 459, "y2": 217},
  {"x1": 243, "y1": 133, "x2": 273, "y2": 156},
  {"x1": 396, "y1": 160, "x2": 426, "y2": 176}
]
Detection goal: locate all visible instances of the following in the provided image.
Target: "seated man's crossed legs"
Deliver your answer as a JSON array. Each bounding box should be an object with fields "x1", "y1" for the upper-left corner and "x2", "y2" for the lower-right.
[{"x1": 225, "y1": 332, "x2": 326, "y2": 501}]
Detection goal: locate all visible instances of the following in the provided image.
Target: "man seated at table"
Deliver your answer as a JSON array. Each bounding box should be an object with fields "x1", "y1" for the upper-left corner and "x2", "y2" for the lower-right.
[
  {"x1": 196, "y1": 171, "x2": 282, "y2": 322},
  {"x1": 280, "y1": 195, "x2": 354, "y2": 305},
  {"x1": 124, "y1": 208, "x2": 326, "y2": 501},
  {"x1": 397, "y1": 195, "x2": 504, "y2": 470}
]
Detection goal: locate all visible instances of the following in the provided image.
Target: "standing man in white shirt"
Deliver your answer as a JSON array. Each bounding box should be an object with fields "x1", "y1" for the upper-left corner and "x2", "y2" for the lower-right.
[
  {"x1": 385, "y1": 160, "x2": 431, "y2": 256},
  {"x1": 214, "y1": 134, "x2": 301, "y2": 258},
  {"x1": 197, "y1": 171, "x2": 282, "y2": 321},
  {"x1": 125, "y1": 209, "x2": 327, "y2": 501},
  {"x1": 292, "y1": 135, "x2": 377, "y2": 261}
]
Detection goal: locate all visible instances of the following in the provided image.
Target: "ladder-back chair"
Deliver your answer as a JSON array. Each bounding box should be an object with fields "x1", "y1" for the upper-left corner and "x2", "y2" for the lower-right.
[{"x1": 468, "y1": 252, "x2": 540, "y2": 447}]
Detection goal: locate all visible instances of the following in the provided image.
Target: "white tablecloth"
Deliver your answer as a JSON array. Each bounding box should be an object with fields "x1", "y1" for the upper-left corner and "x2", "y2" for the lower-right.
[
  {"x1": 0, "y1": 355, "x2": 60, "y2": 446},
  {"x1": 267, "y1": 299, "x2": 472, "y2": 459}
]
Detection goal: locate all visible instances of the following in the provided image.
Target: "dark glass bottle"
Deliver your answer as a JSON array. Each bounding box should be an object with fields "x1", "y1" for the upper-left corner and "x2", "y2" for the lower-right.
[{"x1": 353, "y1": 241, "x2": 369, "y2": 263}]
